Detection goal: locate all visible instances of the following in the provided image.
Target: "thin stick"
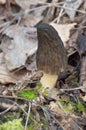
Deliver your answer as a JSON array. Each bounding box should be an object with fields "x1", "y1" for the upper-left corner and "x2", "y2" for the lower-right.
[
  {"x1": 0, "y1": 95, "x2": 31, "y2": 102},
  {"x1": 0, "y1": 2, "x2": 85, "y2": 34},
  {"x1": 0, "y1": 103, "x2": 16, "y2": 115},
  {"x1": 60, "y1": 86, "x2": 86, "y2": 93},
  {"x1": 57, "y1": 2, "x2": 66, "y2": 23},
  {"x1": 24, "y1": 102, "x2": 32, "y2": 130}
]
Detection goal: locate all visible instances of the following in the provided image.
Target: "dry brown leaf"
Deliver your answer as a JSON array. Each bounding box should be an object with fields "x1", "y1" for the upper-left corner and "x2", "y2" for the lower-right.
[
  {"x1": 0, "y1": 0, "x2": 15, "y2": 5},
  {"x1": 15, "y1": 0, "x2": 47, "y2": 26},
  {"x1": 1, "y1": 24, "x2": 38, "y2": 71},
  {"x1": 84, "y1": 0, "x2": 86, "y2": 10},
  {"x1": 80, "y1": 94, "x2": 86, "y2": 102},
  {"x1": 49, "y1": 101, "x2": 64, "y2": 114},
  {"x1": 0, "y1": 53, "x2": 16, "y2": 83},
  {"x1": 21, "y1": 3, "x2": 47, "y2": 26},
  {"x1": 21, "y1": 12, "x2": 44, "y2": 27},
  {"x1": 0, "y1": 65, "x2": 17, "y2": 84},
  {"x1": 0, "y1": 52, "x2": 34, "y2": 84},
  {"x1": 50, "y1": 22, "x2": 76, "y2": 46},
  {"x1": 15, "y1": 0, "x2": 47, "y2": 9},
  {"x1": 0, "y1": 0, "x2": 6, "y2": 4}
]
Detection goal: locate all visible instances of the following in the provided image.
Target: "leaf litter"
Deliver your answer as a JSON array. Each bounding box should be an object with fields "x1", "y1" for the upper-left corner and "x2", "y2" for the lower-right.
[{"x1": 0, "y1": 0, "x2": 86, "y2": 130}]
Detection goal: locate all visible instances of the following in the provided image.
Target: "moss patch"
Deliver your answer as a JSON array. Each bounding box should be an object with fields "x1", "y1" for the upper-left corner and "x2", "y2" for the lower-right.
[
  {"x1": 18, "y1": 90, "x2": 38, "y2": 100},
  {"x1": 0, "y1": 119, "x2": 24, "y2": 130}
]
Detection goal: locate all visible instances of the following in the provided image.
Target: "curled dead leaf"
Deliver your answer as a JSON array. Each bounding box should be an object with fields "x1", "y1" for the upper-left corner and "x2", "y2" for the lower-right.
[{"x1": 1, "y1": 24, "x2": 38, "y2": 71}]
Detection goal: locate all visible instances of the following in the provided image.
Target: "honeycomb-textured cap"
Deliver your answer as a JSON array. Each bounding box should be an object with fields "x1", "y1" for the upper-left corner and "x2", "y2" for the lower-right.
[{"x1": 37, "y1": 23, "x2": 67, "y2": 75}]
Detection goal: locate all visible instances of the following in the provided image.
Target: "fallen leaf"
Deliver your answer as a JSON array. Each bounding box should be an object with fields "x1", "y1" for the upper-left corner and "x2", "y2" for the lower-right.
[
  {"x1": 21, "y1": 3, "x2": 46, "y2": 26},
  {"x1": 0, "y1": 0, "x2": 6, "y2": 4},
  {"x1": 84, "y1": 0, "x2": 86, "y2": 10},
  {"x1": 0, "y1": 52, "x2": 16, "y2": 83},
  {"x1": 81, "y1": 95, "x2": 86, "y2": 102},
  {"x1": 50, "y1": 22, "x2": 76, "y2": 46},
  {"x1": 0, "y1": 53, "x2": 35, "y2": 84},
  {"x1": 0, "y1": 66, "x2": 16, "y2": 84},
  {"x1": 49, "y1": 101, "x2": 63, "y2": 113},
  {"x1": 65, "y1": 0, "x2": 83, "y2": 20},
  {"x1": 1, "y1": 24, "x2": 38, "y2": 71},
  {"x1": 15, "y1": 0, "x2": 47, "y2": 9},
  {"x1": 0, "y1": 0, "x2": 15, "y2": 4},
  {"x1": 67, "y1": 30, "x2": 81, "y2": 54},
  {"x1": 21, "y1": 11, "x2": 44, "y2": 27}
]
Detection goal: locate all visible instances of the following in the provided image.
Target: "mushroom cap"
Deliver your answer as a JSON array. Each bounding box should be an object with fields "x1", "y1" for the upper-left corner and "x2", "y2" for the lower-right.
[{"x1": 37, "y1": 23, "x2": 67, "y2": 75}]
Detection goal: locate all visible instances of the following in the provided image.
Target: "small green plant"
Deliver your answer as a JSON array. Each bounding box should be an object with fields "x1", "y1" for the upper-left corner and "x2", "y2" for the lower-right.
[
  {"x1": 77, "y1": 103, "x2": 86, "y2": 113},
  {"x1": 60, "y1": 96, "x2": 86, "y2": 113},
  {"x1": 0, "y1": 119, "x2": 24, "y2": 130},
  {"x1": 18, "y1": 90, "x2": 38, "y2": 100}
]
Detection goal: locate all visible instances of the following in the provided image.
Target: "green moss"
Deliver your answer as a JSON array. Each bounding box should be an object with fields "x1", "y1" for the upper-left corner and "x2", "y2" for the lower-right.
[
  {"x1": 77, "y1": 103, "x2": 86, "y2": 113},
  {"x1": 0, "y1": 119, "x2": 24, "y2": 130},
  {"x1": 18, "y1": 90, "x2": 38, "y2": 100},
  {"x1": 60, "y1": 100, "x2": 76, "y2": 112},
  {"x1": 71, "y1": 77, "x2": 78, "y2": 86},
  {"x1": 28, "y1": 114, "x2": 49, "y2": 130},
  {"x1": 60, "y1": 97, "x2": 86, "y2": 113},
  {"x1": 28, "y1": 122, "x2": 42, "y2": 130},
  {"x1": 35, "y1": 82, "x2": 58, "y2": 99},
  {"x1": 35, "y1": 82, "x2": 49, "y2": 96},
  {"x1": 35, "y1": 82, "x2": 43, "y2": 90},
  {"x1": 0, "y1": 112, "x2": 22, "y2": 125}
]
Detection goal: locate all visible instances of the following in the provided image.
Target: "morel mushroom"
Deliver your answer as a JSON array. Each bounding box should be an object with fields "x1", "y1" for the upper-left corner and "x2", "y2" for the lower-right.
[{"x1": 37, "y1": 23, "x2": 67, "y2": 88}]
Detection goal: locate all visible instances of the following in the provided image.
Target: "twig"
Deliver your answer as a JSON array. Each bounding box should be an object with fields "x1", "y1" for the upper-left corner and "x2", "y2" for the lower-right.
[
  {"x1": 15, "y1": 102, "x2": 28, "y2": 116},
  {"x1": 0, "y1": 102, "x2": 16, "y2": 115},
  {"x1": 0, "y1": 95, "x2": 31, "y2": 102},
  {"x1": 17, "y1": 3, "x2": 86, "y2": 24},
  {"x1": 57, "y1": 2, "x2": 66, "y2": 24},
  {"x1": 71, "y1": 118, "x2": 83, "y2": 130},
  {"x1": 48, "y1": 3, "x2": 86, "y2": 14},
  {"x1": 40, "y1": 105, "x2": 64, "y2": 130},
  {"x1": 52, "y1": 11, "x2": 65, "y2": 23},
  {"x1": 23, "y1": 3, "x2": 86, "y2": 15},
  {"x1": 24, "y1": 102, "x2": 32, "y2": 130},
  {"x1": 0, "y1": 2, "x2": 86, "y2": 32},
  {"x1": 60, "y1": 86, "x2": 86, "y2": 93}
]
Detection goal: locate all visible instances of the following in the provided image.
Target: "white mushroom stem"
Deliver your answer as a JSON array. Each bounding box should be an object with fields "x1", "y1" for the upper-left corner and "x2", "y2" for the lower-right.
[{"x1": 40, "y1": 72, "x2": 58, "y2": 88}]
